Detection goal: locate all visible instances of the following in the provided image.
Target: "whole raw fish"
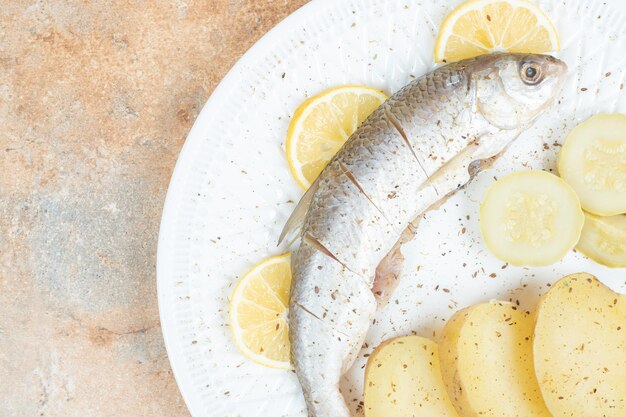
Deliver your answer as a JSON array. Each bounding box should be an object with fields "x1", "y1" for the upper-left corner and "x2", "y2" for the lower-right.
[{"x1": 280, "y1": 53, "x2": 567, "y2": 417}]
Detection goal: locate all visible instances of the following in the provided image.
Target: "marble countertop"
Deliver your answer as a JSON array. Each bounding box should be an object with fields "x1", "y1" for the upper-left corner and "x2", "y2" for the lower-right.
[{"x1": 0, "y1": 1, "x2": 307, "y2": 415}]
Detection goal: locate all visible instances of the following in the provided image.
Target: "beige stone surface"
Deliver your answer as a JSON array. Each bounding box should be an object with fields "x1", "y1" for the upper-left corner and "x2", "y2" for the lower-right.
[{"x1": 0, "y1": 0, "x2": 308, "y2": 415}]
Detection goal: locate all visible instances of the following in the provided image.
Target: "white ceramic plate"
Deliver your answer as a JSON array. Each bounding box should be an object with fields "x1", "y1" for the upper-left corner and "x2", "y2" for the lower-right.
[{"x1": 157, "y1": 0, "x2": 626, "y2": 415}]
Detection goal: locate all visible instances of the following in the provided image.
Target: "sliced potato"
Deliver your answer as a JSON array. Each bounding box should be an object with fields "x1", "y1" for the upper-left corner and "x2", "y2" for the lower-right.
[
  {"x1": 364, "y1": 336, "x2": 459, "y2": 417},
  {"x1": 480, "y1": 170, "x2": 584, "y2": 266},
  {"x1": 577, "y1": 211, "x2": 626, "y2": 268},
  {"x1": 439, "y1": 301, "x2": 551, "y2": 417},
  {"x1": 533, "y1": 273, "x2": 626, "y2": 417},
  {"x1": 558, "y1": 114, "x2": 626, "y2": 216}
]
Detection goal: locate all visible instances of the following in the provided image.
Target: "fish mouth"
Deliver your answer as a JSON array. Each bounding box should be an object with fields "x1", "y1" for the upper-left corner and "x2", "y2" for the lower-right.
[
  {"x1": 541, "y1": 54, "x2": 568, "y2": 93},
  {"x1": 552, "y1": 59, "x2": 568, "y2": 93},
  {"x1": 545, "y1": 54, "x2": 568, "y2": 73}
]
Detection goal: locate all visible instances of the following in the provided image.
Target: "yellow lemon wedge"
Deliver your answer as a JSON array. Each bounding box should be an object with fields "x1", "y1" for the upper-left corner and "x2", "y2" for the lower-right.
[
  {"x1": 229, "y1": 253, "x2": 292, "y2": 370},
  {"x1": 434, "y1": 0, "x2": 559, "y2": 63},
  {"x1": 286, "y1": 85, "x2": 388, "y2": 189}
]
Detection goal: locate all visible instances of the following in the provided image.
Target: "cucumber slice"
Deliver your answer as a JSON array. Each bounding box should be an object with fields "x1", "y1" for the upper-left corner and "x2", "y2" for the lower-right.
[
  {"x1": 576, "y1": 211, "x2": 626, "y2": 268},
  {"x1": 558, "y1": 114, "x2": 626, "y2": 216},
  {"x1": 480, "y1": 171, "x2": 584, "y2": 266}
]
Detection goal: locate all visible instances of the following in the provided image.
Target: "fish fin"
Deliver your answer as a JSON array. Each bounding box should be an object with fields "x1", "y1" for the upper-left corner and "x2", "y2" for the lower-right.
[
  {"x1": 278, "y1": 179, "x2": 319, "y2": 246},
  {"x1": 466, "y1": 137, "x2": 517, "y2": 182},
  {"x1": 372, "y1": 226, "x2": 415, "y2": 306}
]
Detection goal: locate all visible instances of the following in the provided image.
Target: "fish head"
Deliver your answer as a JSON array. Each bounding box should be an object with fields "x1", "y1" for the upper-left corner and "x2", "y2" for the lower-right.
[{"x1": 471, "y1": 53, "x2": 567, "y2": 130}]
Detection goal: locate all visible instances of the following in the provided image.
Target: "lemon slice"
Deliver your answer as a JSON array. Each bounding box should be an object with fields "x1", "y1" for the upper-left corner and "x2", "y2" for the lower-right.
[
  {"x1": 286, "y1": 86, "x2": 388, "y2": 189},
  {"x1": 434, "y1": 0, "x2": 559, "y2": 63},
  {"x1": 577, "y1": 211, "x2": 626, "y2": 268},
  {"x1": 229, "y1": 253, "x2": 292, "y2": 369},
  {"x1": 480, "y1": 171, "x2": 584, "y2": 266},
  {"x1": 558, "y1": 114, "x2": 626, "y2": 216}
]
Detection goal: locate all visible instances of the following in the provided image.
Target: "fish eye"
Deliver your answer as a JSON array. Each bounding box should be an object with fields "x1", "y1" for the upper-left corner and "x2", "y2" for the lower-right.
[{"x1": 520, "y1": 61, "x2": 543, "y2": 85}]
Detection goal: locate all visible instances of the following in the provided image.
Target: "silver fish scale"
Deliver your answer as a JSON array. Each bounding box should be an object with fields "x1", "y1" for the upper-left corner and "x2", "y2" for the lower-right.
[
  {"x1": 303, "y1": 161, "x2": 399, "y2": 280},
  {"x1": 335, "y1": 106, "x2": 437, "y2": 231},
  {"x1": 289, "y1": 302, "x2": 360, "y2": 417},
  {"x1": 290, "y1": 239, "x2": 376, "y2": 339},
  {"x1": 384, "y1": 64, "x2": 481, "y2": 179},
  {"x1": 384, "y1": 65, "x2": 466, "y2": 125}
]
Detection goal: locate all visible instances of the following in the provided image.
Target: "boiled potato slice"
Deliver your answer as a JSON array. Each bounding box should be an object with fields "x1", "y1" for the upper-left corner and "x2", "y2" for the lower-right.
[
  {"x1": 439, "y1": 301, "x2": 551, "y2": 417},
  {"x1": 480, "y1": 171, "x2": 584, "y2": 266},
  {"x1": 558, "y1": 114, "x2": 626, "y2": 216},
  {"x1": 364, "y1": 336, "x2": 459, "y2": 417},
  {"x1": 533, "y1": 273, "x2": 626, "y2": 417},
  {"x1": 577, "y1": 211, "x2": 626, "y2": 268}
]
